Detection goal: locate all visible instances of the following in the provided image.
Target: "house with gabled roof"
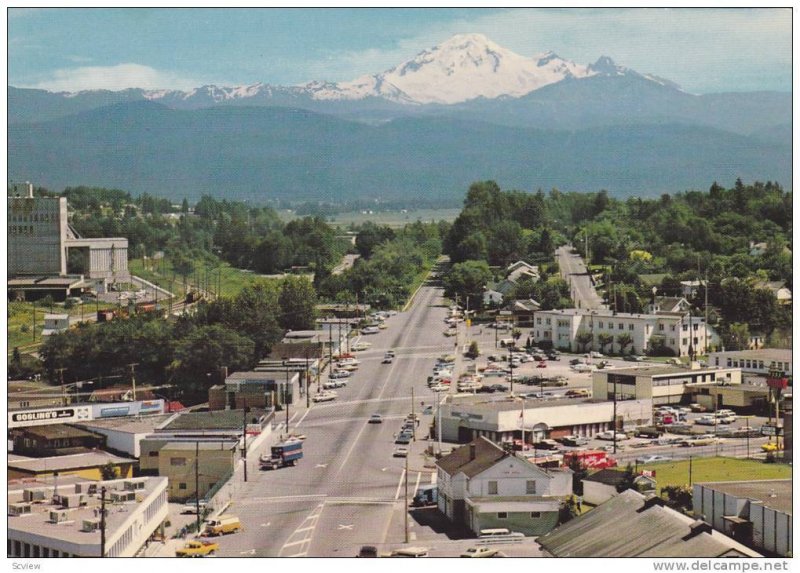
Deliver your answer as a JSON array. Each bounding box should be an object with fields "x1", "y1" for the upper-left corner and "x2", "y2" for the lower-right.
[{"x1": 435, "y1": 437, "x2": 572, "y2": 536}]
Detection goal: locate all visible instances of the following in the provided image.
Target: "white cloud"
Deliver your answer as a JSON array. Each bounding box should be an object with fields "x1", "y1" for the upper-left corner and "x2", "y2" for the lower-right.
[{"x1": 23, "y1": 63, "x2": 202, "y2": 92}]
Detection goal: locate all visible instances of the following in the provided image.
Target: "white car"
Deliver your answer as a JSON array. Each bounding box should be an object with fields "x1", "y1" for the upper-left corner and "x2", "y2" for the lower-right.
[
  {"x1": 460, "y1": 547, "x2": 498, "y2": 558},
  {"x1": 430, "y1": 384, "x2": 449, "y2": 392},
  {"x1": 351, "y1": 342, "x2": 371, "y2": 351},
  {"x1": 636, "y1": 455, "x2": 672, "y2": 464},
  {"x1": 312, "y1": 391, "x2": 337, "y2": 403},
  {"x1": 597, "y1": 430, "x2": 628, "y2": 441},
  {"x1": 329, "y1": 369, "x2": 351, "y2": 379},
  {"x1": 393, "y1": 447, "x2": 409, "y2": 458},
  {"x1": 361, "y1": 327, "x2": 380, "y2": 335},
  {"x1": 695, "y1": 416, "x2": 716, "y2": 426},
  {"x1": 323, "y1": 380, "x2": 347, "y2": 390}
]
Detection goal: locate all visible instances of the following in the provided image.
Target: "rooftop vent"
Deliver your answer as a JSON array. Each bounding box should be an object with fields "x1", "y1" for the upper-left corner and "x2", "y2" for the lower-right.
[{"x1": 8, "y1": 503, "x2": 32, "y2": 517}]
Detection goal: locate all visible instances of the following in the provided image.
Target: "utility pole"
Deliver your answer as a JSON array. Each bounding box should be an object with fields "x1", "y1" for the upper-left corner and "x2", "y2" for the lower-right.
[
  {"x1": 284, "y1": 367, "x2": 290, "y2": 430},
  {"x1": 404, "y1": 452, "x2": 409, "y2": 544},
  {"x1": 612, "y1": 374, "x2": 618, "y2": 455},
  {"x1": 57, "y1": 368, "x2": 67, "y2": 406},
  {"x1": 508, "y1": 346, "x2": 514, "y2": 394},
  {"x1": 32, "y1": 300, "x2": 36, "y2": 342},
  {"x1": 242, "y1": 401, "x2": 249, "y2": 483},
  {"x1": 128, "y1": 363, "x2": 139, "y2": 401},
  {"x1": 195, "y1": 441, "x2": 201, "y2": 531},
  {"x1": 305, "y1": 349, "x2": 311, "y2": 408},
  {"x1": 411, "y1": 388, "x2": 416, "y2": 442},
  {"x1": 100, "y1": 486, "x2": 107, "y2": 557},
  {"x1": 688, "y1": 455, "x2": 693, "y2": 486}
]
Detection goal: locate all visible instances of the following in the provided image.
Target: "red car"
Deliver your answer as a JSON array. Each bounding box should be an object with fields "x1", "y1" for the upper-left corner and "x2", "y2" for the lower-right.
[{"x1": 536, "y1": 361, "x2": 547, "y2": 368}]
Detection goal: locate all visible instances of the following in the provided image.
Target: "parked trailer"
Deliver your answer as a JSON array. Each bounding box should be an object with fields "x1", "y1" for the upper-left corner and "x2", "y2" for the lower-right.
[{"x1": 260, "y1": 439, "x2": 303, "y2": 470}]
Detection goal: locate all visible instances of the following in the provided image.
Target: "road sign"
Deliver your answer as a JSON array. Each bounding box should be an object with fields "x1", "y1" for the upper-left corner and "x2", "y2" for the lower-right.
[{"x1": 760, "y1": 424, "x2": 783, "y2": 437}]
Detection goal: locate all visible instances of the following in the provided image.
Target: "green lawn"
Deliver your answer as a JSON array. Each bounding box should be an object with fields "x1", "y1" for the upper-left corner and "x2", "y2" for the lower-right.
[
  {"x1": 639, "y1": 456, "x2": 792, "y2": 493},
  {"x1": 128, "y1": 257, "x2": 274, "y2": 299},
  {"x1": 279, "y1": 208, "x2": 461, "y2": 229},
  {"x1": 7, "y1": 300, "x2": 116, "y2": 354}
]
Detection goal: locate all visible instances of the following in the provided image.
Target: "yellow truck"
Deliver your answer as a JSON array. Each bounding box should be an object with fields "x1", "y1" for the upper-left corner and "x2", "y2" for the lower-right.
[
  {"x1": 175, "y1": 540, "x2": 219, "y2": 557},
  {"x1": 203, "y1": 515, "x2": 243, "y2": 536}
]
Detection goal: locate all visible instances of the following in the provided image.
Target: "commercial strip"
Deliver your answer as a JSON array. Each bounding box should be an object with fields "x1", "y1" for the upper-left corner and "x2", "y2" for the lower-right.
[
  {"x1": 438, "y1": 394, "x2": 653, "y2": 443},
  {"x1": 7, "y1": 476, "x2": 168, "y2": 557},
  {"x1": 8, "y1": 451, "x2": 136, "y2": 481},
  {"x1": 709, "y1": 349, "x2": 792, "y2": 377}
]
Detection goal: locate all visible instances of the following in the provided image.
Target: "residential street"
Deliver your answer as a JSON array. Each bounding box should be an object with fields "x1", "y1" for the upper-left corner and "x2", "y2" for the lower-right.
[{"x1": 555, "y1": 245, "x2": 606, "y2": 310}]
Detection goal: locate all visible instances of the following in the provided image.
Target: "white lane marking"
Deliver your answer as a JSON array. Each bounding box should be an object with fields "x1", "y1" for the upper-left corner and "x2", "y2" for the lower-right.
[
  {"x1": 331, "y1": 419, "x2": 372, "y2": 480},
  {"x1": 295, "y1": 407, "x2": 312, "y2": 427},
  {"x1": 394, "y1": 469, "x2": 406, "y2": 500},
  {"x1": 337, "y1": 524, "x2": 354, "y2": 530},
  {"x1": 249, "y1": 494, "x2": 327, "y2": 502},
  {"x1": 261, "y1": 522, "x2": 270, "y2": 527},
  {"x1": 295, "y1": 526, "x2": 315, "y2": 533},
  {"x1": 315, "y1": 463, "x2": 328, "y2": 468},
  {"x1": 289, "y1": 411, "x2": 299, "y2": 424},
  {"x1": 278, "y1": 502, "x2": 324, "y2": 557},
  {"x1": 413, "y1": 471, "x2": 422, "y2": 494},
  {"x1": 381, "y1": 467, "x2": 388, "y2": 472},
  {"x1": 239, "y1": 549, "x2": 255, "y2": 555},
  {"x1": 430, "y1": 472, "x2": 437, "y2": 486}
]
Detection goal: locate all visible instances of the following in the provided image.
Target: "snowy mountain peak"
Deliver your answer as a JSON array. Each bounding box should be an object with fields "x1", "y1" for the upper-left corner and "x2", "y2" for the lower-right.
[{"x1": 310, "y1": 34, "x2": 596, "y2": 105}]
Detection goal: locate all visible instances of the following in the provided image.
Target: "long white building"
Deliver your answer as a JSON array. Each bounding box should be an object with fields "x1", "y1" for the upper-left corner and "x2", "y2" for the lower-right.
[
  {"x1": 8, "y1": 476, "x2": 168, "y2": 557},
  {"x1": 532, "y1": 308, "x2": 719, "y2": 357}
]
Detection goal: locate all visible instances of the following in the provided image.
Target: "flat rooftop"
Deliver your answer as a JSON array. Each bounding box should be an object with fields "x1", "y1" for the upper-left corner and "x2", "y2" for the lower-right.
[
  {"x1": 73, "y1": 414, "x2": 176, "y2": 434},
  {"x1": 698, "y1": 480, "x2": 792, "y2": 515},
  {"x1": 8, "y1": 451, "x2": 136, "y2": 473},
  {"x1": 712, "y1": 349, "x2": 792, "y2": 361},
  {"x1": 602, "y1": 365, "x2": 737, "y2": 378},
  {"x1": 8, "y1": 476, "x2": 167, "y2": 548},
  {"x1": 449, "y1": 395, "x2": 597, "y2": 412},
  {"x1": 161, "y1": 408, "x2": 267, "y2": 431}
]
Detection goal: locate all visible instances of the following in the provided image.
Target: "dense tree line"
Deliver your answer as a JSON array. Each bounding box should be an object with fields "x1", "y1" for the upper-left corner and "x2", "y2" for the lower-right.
[
  {"x1": 444, "y1": 179, "x2": 792, "y2": 347},
  {"x1": 39, "y1": 277, "x2": 317, "y2": 402}
]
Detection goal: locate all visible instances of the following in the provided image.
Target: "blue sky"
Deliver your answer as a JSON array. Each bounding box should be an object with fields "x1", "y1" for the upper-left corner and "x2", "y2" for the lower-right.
[{"x1": 7, "y1": 8, "x2": 792, "y2": 94}]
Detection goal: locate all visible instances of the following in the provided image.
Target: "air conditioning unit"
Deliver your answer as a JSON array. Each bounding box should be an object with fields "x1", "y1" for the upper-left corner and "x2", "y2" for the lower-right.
[
  {"x1": 110, "y1": 491, "x2": 135, "y2": 503},
  {"x1": 49, "y1": 509, "x2": 69, "y2": 523},
  {"x1": 59, "y1": 494, "x2": 86, "y2": 508},
  {"x1": 81, "y1": 518, "x2": 101, "y2": 532},
  {"x1": 8, "y1": 503, "x2": 32, "y2": 516},
  {"x1": 23, "y1": 488, "x2": 46, "y2": 502},
  {"x1": 123, "y1": 480, "x2": 145, "y2": 491}
]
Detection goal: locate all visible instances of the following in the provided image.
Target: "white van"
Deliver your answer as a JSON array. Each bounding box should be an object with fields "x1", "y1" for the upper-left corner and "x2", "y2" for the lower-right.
[{"x1": 478, "y1": 528, "x2": 524, "y2": 539}]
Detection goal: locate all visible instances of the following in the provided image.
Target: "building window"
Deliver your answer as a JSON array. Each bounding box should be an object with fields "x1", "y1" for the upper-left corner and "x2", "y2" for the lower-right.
[
  {"x1": 178, "y1": 482, "x2": 187, "y2": 490},
  {"x1": 618, "y1": 323, "x2": 624, "y2": 330},
  {"x1": 629, "y1": 324, "x2": 634, "y2": 331},
  {"x1": 682, "y1": 338, "x2": 687, "y2": 346},
  {"x1": 598, "y1": 321, "x2": 604, "y2": 328},
  {"x1": 149, "y1": 451, "x2": 158, "y2": 457},
  {"x1": 531, "y1": 512, "x2": 542, "y2": 519},
  {"x1": 682, "y1": 325, "x2": 688, "y2": 332},
  {"x1": 536, "y1": 318, "x2": 542, "y2": 325},
  {"x1": 693, "y1": 324, "x2": 698, "y2": 331},
  {"x1": 670, "y1": 339, "x2": 675, "y2": 346},
  {"x1": 488, "y1": 481, "x2": 498, "y2": 495},
  {"x1": 659, "y1": 324, "x2": 664, "y2": 331},
  {"x1": 608, "y1": 323, "x2": 614, "y2": 330},
  {"x1": 526, "y1": 480, "x2": 536, "y2": 494},
  {"x1": 670, "y1": 325, "x2": 676, "y2": 331},
  {"x1": 497, "y1": 512, "x2": 508, "y2": 519},
  {"x1": 546, "y1": 318, "x2": 551, "y2": 325},
  {"x1": 170, "y1": 457, "x2": 186, "y2": 466}
]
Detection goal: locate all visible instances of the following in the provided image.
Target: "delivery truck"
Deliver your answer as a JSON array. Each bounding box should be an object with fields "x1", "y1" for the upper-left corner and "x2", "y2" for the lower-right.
[{"x1": 260, "y1": 439, "x2": 303, "y2": 470}]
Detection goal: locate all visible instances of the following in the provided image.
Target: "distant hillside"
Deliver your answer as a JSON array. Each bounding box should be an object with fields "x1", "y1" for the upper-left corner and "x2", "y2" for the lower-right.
[{"x1": 8, "y1": 102, "x2": 790, "y2": 201}]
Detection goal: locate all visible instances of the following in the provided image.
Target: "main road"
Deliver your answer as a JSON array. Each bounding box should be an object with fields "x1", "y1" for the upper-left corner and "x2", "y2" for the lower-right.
[{"x1": 214, "y1": 279, "x2": 454, "y2": 557}]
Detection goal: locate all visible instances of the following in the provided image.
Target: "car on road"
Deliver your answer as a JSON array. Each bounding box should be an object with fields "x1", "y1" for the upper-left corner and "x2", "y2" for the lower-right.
[
  {"x1": 636, "y1": 454, "x2": 672, "y2": 464},
  {"x1": 422, "y1": 406, "x2": 433, "y2": 414},
  {"x1": 175, "y1": 540, "x2": 219, "y2": 557},
  {"x1": 361, "y1": 326, "x2": 380, "y2": 335},
  {"x1": 336, "y1": 363, "x2": 359, "y2": 372},
  {"x1": 323, "y1": 380, "x2": 347, "y2": 390},
  {"x1": 536, "y1": 361, "x2": 547, "y2": 368},
  {"x1": 386, "y1": 350, "x2": 396, "y2": 357},
  {"x1": 382, "y1": 355, "x2": 394, "y2": 364},
  {"x1": 357, "y1": 546, "x2": 379, "y2": 558},
  {"x1": 393, "y1": 446, "x2": 409, "y2": 457},
  {"x1": 329, "y1": 369, "x2": 351, "y2": 379},
  {"x1": 623, "y1": 355, "x2": 644, "y2": 362},
  {"x1": 680, "y1": 436, "x2": 717, "y2": 447},
  {"x1": 460, "y1": 547, "x2": 499, "y2": 558},
  {"x1": 378, "y1": 322, "x2": 388, "y2": 330},
  {"x1": 565, "y1": 389, "x2": 590, "y2": 398},
  {"x1": 569, "y1": 358, "x2": 584, "y2": 366},
  {"x1": 429, "y1": 384, "x2": 449, "y2": 392},
  {"x1": 395, "y1": 433, "x2": 412, "y2": 444},
  {"x1": 351, "y1": 342, "x2": 371, "y2": 351},
  {"x1": 695, "y1": 416, "x2": 716, "y2": 426},
  {"x1": 561, "y1": 435, "x2": 589, "y2": 447},
  {"x1": 312, "y1": 391, "x2": 337, "y2": 403},
  {"x1": 368, "y1": 414, "x2": 383, "y2": 424},
  {"x1": 762, "y1": 442, "x2": 783, "y2": 453},
  {"x1": 588, "y1": 351, "x2": 604, "y2": 358},
  {"x1": 476, "y1": 385, "x2": 496, "y2": 393},
  {"x1": 689, "y1": 403, "x2": 708, "y2": 413},
  {"x1": 181, "y1": 498, "x2": 209, "y2": 514},
  {"x1": 571, "y1": 364, "x2": 594, "y2": 373},
  {"x1": 489, "y1": 384, "x2": 508, "y2": 392}
]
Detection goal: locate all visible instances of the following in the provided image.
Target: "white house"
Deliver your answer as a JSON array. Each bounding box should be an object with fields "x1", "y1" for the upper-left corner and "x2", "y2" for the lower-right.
[
  {"x1": 41, "y1": 314, "x2": 70, "y2": 336},
  {"x1": 582, "y1": 468, "x2": 656, "y2": 506},
  {"x1": 483, "y1": 289, "x2": 504, "y2": 307},
  {"x1": 753, "y1": 280, "x2": 792, "y2": 305},
  {"x1": 436, "y1": 437, "x2": 572, "y2": 536}
]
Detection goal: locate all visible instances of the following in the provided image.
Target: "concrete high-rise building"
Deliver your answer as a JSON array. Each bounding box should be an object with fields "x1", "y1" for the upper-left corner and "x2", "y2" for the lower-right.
[{"x1": 8, "y1": 182, "x2": 129, "y2": 298}]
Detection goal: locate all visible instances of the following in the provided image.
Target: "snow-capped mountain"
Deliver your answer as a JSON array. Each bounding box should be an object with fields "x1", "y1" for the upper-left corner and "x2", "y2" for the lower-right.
[
  {"x1": 309, "y1": 33, "x2": 596, "y2": 104},
  {"x1": 113, "y1": 33, "x2": 672, "y2": 107}
]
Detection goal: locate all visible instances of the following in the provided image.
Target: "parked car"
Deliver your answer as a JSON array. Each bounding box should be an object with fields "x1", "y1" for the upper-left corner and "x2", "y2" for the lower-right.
[
  {"x1": 181, "y1": 498, "x2": 209, "y2": 514},
  {"x1": 361, "y1": 326, "x2": 379, "y2": 335},
  {"x1": 689, "y1": 403, "x2": 708, "y2": 413},
  {"x1": 623, "y1": 355, "x2": 644, "y2": 362},
  {"x1": 393, "y1": 447, "x2": 409, "y2": 458},
  {"x1": 368, "y1": 414, "x2": 383, "y2": 424},
  {"x1": 536, "y1": 361, "x2": 547, "y2": 368},
  {"x1": 357, "y1": 546, "x2": 379, "y2": 558},
  {"x1": 597, "y1": 430, "x2": 628, "y2": 441},
  {"x1": 312, "y1": 391, "x2": 337, "y2": 403},
  {"x1": 695, "y1": 416, "x2": 716, "y2": 426},
  {"x1": 329, "y1": 369, "x2": 351, "y2": 379},
  {"x1": 323, "y1": 380, "x2": 347, "y2": 390},
  {"x1": 636, "y1": 454, "x2": 672, "y2": 464},
  {"x1": 395, "y1": 433, "x2": 412, "y2": 445},
  {"x1": 460, "y1": 547, "x2": 499, "y2": 558}
]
